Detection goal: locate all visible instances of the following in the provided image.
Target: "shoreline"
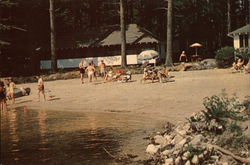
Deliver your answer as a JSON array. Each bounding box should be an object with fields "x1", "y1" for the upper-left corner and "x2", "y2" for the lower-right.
[
  {"x1": 9, "y1": 69, "x2": 249, "y2": 124},
  {"x1": 2, "y1": 68, "x2": 249, "y2": 163}
]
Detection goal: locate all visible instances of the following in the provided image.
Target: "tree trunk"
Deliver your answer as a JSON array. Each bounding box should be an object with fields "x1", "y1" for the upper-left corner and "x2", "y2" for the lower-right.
[
  {"x1": 49, "y1": 0, "x2": 57, "y2": 72},
  {"x1": 248, "y1": 0, "x2": 250, "y2": 24},
  {"x1": 165, "y1": 0, "x2": 173, "y2": 66},
  {"x1": 227, "y1": 0, "x2": 231, "y2": 33},
  {"x1": 120, "y1": 0, "x2": 127, "y2": 67}
]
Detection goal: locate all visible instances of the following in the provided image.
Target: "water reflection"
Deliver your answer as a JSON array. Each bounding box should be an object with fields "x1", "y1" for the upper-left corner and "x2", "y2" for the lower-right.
[{"x1": 1, "y1": 107, "x2": 161, "y2": 165}]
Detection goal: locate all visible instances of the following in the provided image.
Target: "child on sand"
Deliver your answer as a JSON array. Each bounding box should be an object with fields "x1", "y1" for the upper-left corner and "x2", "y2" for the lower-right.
[
  {"x1": 9, "y1": 78, "x2": 16, "y2": 104},
  {"x1": 37, "y1": 76, "x2": 46, "y2": 102}
]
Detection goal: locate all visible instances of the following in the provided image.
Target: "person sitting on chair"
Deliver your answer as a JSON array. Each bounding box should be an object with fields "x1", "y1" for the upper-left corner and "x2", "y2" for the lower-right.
[
  {"x1": 158, "y1": 66, "x2": 169, "y2": 83},
  {"x1": 232, "y1": 57, "x2": 244, "y2": 72}
]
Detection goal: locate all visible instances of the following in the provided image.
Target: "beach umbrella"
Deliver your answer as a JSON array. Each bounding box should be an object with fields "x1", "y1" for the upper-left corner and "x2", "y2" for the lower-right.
[
  {"x1": 137, "y1": 50, "x2": 159, "y2": 61},
  {"x1": 190, "y1": 43, "x2": 202, "y2": 55}
]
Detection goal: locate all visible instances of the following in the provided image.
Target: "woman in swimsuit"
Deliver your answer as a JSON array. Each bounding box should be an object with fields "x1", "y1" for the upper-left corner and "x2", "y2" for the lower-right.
[
  {"x1": 179, "y1": 51, "x2": 187, "y2": 63},
  {"x1": 79, "y1": 60, "x2": 85, "y2": 84}
]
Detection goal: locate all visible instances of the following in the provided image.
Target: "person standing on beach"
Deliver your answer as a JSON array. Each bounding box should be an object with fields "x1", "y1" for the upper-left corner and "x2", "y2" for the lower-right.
[
  {"x1": 91, "y1": 61, "x2": 98, "y2": 81},
  {"x1": 79, "y1": 60, "x2": 85, "y2": 84},
  {"x1": 0, "y1": 81, "x2": 7, "y2": 110},
  {"x1": 9, "y1": 78, "x2": 16, "y2": 104},
  {"x1": 86, "y1": 63, "x2": 96, "y2": 82},
  {"x1": 37, "y1": 76, "x2": 46, "y2": 102},
  {"x1": 99, "y1": 60, "x2": 106, "y2": 79},
  {"x1": 179, "y1": 51, "x2": 188, "y2": 63}
]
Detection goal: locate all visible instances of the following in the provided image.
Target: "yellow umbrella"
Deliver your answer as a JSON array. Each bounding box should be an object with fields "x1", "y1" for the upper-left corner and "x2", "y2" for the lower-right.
[{"x1": 190, "y1": 43, "x2": 202, "y2": 55}]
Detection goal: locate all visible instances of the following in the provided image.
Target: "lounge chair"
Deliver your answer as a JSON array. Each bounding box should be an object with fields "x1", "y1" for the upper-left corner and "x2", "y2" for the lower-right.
[{"x1": 141, "y1": 67, "x2": 159, "y2": 83}]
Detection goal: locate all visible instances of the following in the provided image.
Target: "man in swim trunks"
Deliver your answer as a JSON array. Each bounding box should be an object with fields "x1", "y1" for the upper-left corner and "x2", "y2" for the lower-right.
[
  {"x1": 99, "y1": 60, "x2": 106, "y2": 79},
  {"x1": 79, "y1": 60, "x2": 85, "y2": 84},
  {"x1": 37, "y1": 76, "x2": 46, "y2": 102},
  {"x1": 86, "y1": 63, "x2": 96, "y2": 82}
]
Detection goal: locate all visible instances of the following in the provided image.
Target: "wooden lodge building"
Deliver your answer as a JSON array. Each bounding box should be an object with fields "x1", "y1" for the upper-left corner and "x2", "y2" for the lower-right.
[{"x1": 38, "y1": 24, "x2": 165, "y2": 70}]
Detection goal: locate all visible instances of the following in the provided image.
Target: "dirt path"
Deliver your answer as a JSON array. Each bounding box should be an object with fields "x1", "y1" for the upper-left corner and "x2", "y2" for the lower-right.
[{"x1": 12, "y1": 69, "x2": 249, "y2": 124}]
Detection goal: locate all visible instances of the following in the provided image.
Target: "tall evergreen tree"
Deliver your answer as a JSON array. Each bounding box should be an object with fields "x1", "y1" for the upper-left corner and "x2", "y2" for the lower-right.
[
  {"x1": 165, "y1": 0, "x2": 173, "y2": 66},
  {"x1": 120, "y1": 0, "x2": 127, "y2": 67},
  {"x1": 49, "y1": 0, "x2": 57, "y2": 72}
]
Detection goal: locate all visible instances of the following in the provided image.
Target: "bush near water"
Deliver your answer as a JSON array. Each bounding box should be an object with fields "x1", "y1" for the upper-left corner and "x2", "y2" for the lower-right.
[{"x1": 145, "y1": 93, "x2": 250, "y2": 165}]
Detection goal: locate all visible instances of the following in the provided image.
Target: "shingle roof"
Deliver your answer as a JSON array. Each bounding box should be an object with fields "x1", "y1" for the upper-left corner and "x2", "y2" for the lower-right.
[
  {"x1": 98, "y1": 24, "x2": 159, "y2": 46},
  {"x1": 228, "y1": 24, "x2": 250, "y2": 37}
]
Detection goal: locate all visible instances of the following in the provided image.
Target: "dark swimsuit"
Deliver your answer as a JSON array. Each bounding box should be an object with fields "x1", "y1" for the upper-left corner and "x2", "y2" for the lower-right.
[
  {"x1": 180, "y1": 56, "x2": 187, "y2": 62},
  {"x1": 80, "y1": 68, "x2": 85, "y2": 74},
  {"x1": 0, "y1": 89, "x2": 6, "y2": 101}
]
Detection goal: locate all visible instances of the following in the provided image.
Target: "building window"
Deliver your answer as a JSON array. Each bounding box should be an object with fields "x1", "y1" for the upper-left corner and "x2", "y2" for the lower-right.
[{"x1": 239, "y1": 34, "x2": 249, "y2": 48}]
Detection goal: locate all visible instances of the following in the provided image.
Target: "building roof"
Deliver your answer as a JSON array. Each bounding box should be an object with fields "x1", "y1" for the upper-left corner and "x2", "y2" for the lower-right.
[
  {"x1": 228, "y1": 24, "x2": 250, "y2": 37},
  {"x1": 38, "y1": 24, "x2": 159, "y2": 51},
  {"x1": 97, "y1": 24, "x2": 159, "y2": 46}
]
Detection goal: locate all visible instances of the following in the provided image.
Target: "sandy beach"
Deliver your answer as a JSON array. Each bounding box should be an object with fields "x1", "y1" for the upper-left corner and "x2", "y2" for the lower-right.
[{"x1": 12, "y1": 69, "x2": 249, "y2": 124}]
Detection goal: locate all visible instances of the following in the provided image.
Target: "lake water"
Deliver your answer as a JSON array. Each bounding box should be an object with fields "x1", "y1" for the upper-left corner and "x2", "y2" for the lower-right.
[{"x1": 1, "y1": 107, "x2": 163, "y2": 165}]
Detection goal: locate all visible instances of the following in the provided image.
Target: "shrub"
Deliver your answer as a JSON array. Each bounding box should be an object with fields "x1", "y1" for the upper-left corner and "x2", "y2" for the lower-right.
[
  {"x1": 202, "y1": 92, "x2": 244, "y2": 123},
  {"x1": 215, "y1": 46, "x2": 235, "y2": 68}
]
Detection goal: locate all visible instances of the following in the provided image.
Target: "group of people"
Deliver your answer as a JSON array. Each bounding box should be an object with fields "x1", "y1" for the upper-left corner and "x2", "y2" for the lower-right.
[
  {"x1": 79, "y1": 60, "x2": 107, "y2": 83},
  {"x1": 0, "y1": 78, "x2": 16, "y2": 110},
  {"x1": 79, "y1": 60, "x2": 132, "y2": 83},
  {"x1": 141, "y1": 65, "x2": 170, "y2": 83},
  {"x1": 231, "y1": 57, "x2": 247, "y2": 72},
  {"x1": 0, "y1": 76, "x2": 46, "y2": 110}
]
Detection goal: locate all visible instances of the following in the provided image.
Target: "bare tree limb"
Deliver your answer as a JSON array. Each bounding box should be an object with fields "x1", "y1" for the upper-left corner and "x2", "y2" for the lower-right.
[{"x1": 204, "y1": 143, "x2": 250, "y2": 163}]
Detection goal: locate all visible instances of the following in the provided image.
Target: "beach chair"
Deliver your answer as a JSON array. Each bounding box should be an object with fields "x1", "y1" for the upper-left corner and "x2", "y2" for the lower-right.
[
  {"x1": 141, "y1": 67, "x2": 159, "y2": 83},
  {"x1": 118, "y1": 71, "x2": 132, "y2": 83}
]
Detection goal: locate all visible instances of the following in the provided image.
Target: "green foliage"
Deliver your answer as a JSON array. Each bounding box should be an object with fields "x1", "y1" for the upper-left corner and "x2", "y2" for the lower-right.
[
  {"x1": 235, "y1": 48, "x2": 250, "y2": 60},
  {"x1": 184, "y1": 144, "x2": 205, "y2": 158},
  {"x1": 217, "y1": 134, "x2": 250, "y2": 149},
  {"x1": 228, "y1": 121, "x2": 242, "y2": 136},
  {"x1": 215, "y1": 46, "x2": 235, "y2": 68},
  {"x1": 202, "y1": 92, "x2": 244, "y2": 122},
  {"x1": 201, "y1": 92, "x2": 250, "y2": 150}
]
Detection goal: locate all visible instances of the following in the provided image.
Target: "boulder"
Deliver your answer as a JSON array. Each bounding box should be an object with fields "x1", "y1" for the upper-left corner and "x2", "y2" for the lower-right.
[
  {"x1": 164, "y1": 135, "x2": 173, "y2": 142},
  {"x1": 171, "y1": 134, "x2": 183, "y2": 145},
  {"x1": 175, "y1": 138, "x2": 187, "y2": 150},
  {"x1": 162, "y1": 149, "x2": 173, "y2": 156},
  {"x1": 146, "y1": 144, "x2": 160, "y2": 154},
  {"x1": 184, "y1": 160, "x2": 191, "y2": 165},
  {"x1": 190, "y1": 134, "x2": 204, "y2": 147},
  {"x1": 200, "y1": 59, "x2": 217, "y2": 68},
  {"x1": 191, "y1": 155, "x2": 199, "y2": 164},
  {"x1": 154, "y1": 135, "x2": 166, "y2": 147},
  {"x1": 198, "y1": 153, "x2": 204, "y2": 160},
  {"x1": 175, "y1": 156, "x2": 181, "y2": 164},
  {"x1": 182, "y1": 151, "x2": 191, "y2": 160},
  {"x1": 183, "y1": 122, "x2": 191, "y2": 130},
  {"x1": 173, "y1": 150, "x2": 180, "y2": 156},
  {"x1": 178, "y1": 130, "x2": 187, "y2": 136},
  {"x1": 164, "y1": 158, "x2": 174, "y2": 165}
]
